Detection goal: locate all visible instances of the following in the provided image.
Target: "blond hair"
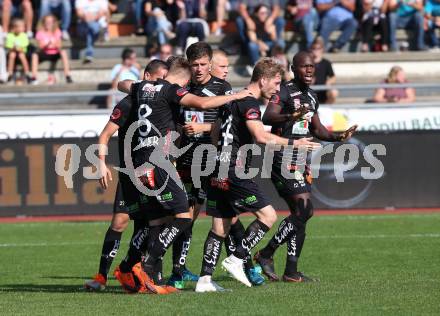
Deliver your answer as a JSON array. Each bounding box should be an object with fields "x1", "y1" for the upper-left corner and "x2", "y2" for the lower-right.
[
  {"x1": 37, "y1": 14, "x2": 60, "y2": 33},
  {"x1": 386, "y1": 66, "x2": 403, "y2": 83},
  {"x1": 251, "y1": 57, "x2": 284, "y2": 82}
]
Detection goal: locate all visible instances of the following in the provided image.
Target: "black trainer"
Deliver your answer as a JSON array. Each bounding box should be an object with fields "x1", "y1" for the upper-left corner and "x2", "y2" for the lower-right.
[
  {"x1": 254, "y1": 250, "x2": 280, "y2": 281},
  {"x1": 282, "y1": 271, "x2": 319, "y2": 283}
]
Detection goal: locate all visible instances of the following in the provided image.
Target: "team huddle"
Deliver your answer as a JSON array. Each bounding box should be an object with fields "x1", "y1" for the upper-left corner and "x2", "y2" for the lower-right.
[{"x1": 84, "y1": 42, "x2": 357, "y2": 294}]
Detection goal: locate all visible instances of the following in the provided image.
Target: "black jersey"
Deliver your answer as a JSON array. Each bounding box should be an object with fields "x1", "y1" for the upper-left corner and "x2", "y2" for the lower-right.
[
  {"x1": 109, "y1": 96, "x2": 133, "y2": 168},
  {"x1": 178, "y1": 76, "x2": 232, "y2": 168},
  {"x1": 269, "y1": 80, "x2": 319, "y2": 166},
  {"x1": 128, "y1": 78, "x2": 189, "y2": 166},
  {"x1": 216, "y1": 96, "x2": 262, "y2": 176}
]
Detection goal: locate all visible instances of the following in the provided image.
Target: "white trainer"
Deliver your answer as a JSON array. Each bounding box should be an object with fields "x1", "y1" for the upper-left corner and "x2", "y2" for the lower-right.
[
  {"x1": 221, "y1": 255, "x2": 252, "y2": 287},
  {"x1": 195, "y1": 275, "x2": 227, "y2": 292}
]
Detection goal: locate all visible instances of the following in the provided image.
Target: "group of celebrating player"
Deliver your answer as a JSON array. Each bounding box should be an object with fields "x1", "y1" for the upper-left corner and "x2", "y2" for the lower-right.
[{"x1": 84, "y1": 41, "x2": 357, "y2": 294}]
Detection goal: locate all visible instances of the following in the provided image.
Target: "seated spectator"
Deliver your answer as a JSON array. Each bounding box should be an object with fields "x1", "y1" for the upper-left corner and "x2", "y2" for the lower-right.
[
  {"x1": 310, "y1": 37, "x2": 338, "y2": 104},
  {"x1": 286, "y1": 0, "x2": 319, "y2": 49},
  {"x1": 39, "y1": 0, "x2": 72, "y2": 40},
  {"x1": 2, "y1": 0, "x2": 33, "y2": 37},
  {"x1": 237, "y1": 0, "x2": 285, "y2": 50},
  {"x1": 316, "y1": 0, "x2": 358, "y2": 52},
  {"x1": 175, "y1": 0, "x2": 210, "y2": 55},
  {"x1": 107, "y1": 48, "x2": 141, "y2": 108},
  {"x1": 388, "y1": 0, "x2": 425, "y2": 51},
  {"x1": 425, "y1": 0, "x2": 440, "y2": 50},
  {"x1": 0, "y1": 25, "x2": 7, "y2": 83},
  {"x1": 30, "y1": 14, "x2": 73, "y2": 85},
  {"x1": 75, "y1": 0, "x2": 108, "y2": 63},
  {"x1": 360, "y1": 0, "x2": 389, "y2": 52},
  {"x1": 144, "y1": 0, "x2": 176, "y2": 45},
  {"x1": 5, "y1": 18, "x2": 32, "y2": 83},
  {"x1": 150, "y1": 43, "x2": 173, "y2": 61},
  {"x1": 372, "y1": 66, "x2": 415, "y2": 103},
  {"x1": 246, "y1": 4, "x2": 277, "y2": 67}
]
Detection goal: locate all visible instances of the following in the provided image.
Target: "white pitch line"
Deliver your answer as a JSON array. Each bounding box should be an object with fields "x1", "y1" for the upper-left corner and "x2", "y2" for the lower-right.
[{"x1": 0, "y1": 241, "x2": 100, "y2": 248}]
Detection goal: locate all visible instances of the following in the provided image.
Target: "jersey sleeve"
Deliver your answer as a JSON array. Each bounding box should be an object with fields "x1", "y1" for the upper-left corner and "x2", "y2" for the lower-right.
[
  {"x1": 240, "y1": 99, "x2": 262, "y2": 122},
  {"x1": 166, "y1": 84, "x2": 189, "y2": 105},
  {"x1": 268, "y1": 84, "x2": 288, "y2": 109},
  {"x1": 109, "y1": 96, "x2": 131, "y2": 127}
]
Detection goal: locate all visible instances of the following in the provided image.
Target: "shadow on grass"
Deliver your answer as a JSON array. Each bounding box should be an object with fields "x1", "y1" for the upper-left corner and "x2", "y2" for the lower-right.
[{"x1": 0, "y1": 284, "x2": 124, "y2": 294}]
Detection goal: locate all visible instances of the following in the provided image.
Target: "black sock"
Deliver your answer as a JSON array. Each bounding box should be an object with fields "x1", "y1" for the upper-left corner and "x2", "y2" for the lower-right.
[
  {"x1": 172, "y1": 223, "x2": 193, "y2": 275},
  {"x1": 98, "y1": 228, "x2": 122, "y2": 278},
  {"x1": 228, "y1": 220, "x2": 254, "y2": 271},
  {"x1": 200, "y1": 231, "x2": 224, "y2": 277},
  {"x1": 119, "y1": 221, "x2": 149, "y2": 273},
  {"x1": 235, "y1": 219, "x2": 270, "y2": 260},
  {"x1": 224, "y1": 234, "x2": 236, "y2": 257},
  {"x1": 144, "y1": 218, "x2": 192, "y2": 268},
  {"x1": 259, "y1": 215, "x2": 297, "y2": 259},
  {"x1": 284, "y1": 231, "x2": 306, "y2": 276}
]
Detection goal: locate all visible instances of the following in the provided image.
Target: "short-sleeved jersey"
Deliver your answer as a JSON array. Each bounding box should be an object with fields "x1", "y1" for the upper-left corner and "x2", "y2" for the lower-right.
[
  {"x1": 178, "y1": 76, "x2": 232, "y2": 169},
  {"x1": 216, "y1": 96, "x2": 262, "y2": 176},
  {"x1": 269, "y1": 80, "x2": 319, "y2": 166},
  {"x1": 128, "y1": 78, "x2": 188, "y2": 166},
  {"x1": 109, "y1": 96, "x2": 132, "y2": 168}
]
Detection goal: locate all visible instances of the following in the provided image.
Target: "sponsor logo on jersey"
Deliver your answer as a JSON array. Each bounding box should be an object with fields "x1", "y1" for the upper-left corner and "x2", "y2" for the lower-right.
[
  {"x1": 111, "y1": 108, "x2": 122, "y2": 120},
  {"x1": 290, "y1": 91, "x2": 302, "y2": 97},
  {"x1": 245, "y1": 108, "x2": 261, "y2": 120},
  {"x1": 177, "y1": 88, "x2": 189, "y2": 96}
]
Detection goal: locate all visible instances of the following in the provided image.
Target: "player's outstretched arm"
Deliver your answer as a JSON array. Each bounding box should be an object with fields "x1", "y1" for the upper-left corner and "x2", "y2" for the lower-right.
[
  {"x1": 246, "y1": 120, "x2": 321, "y2": 151},
  {"x1": 262, "y1": 98, "x2": 309, "y2": 125},
  {"x1": 117, "y1": 79, "x2": 135, "y2": 94},
  {"x1": 179, "y1": 89, "x2": 252, "y2": 110},
  {"x1": 310, "y1": 114, "x2": 358, "y2": 142},
  {"x1": 97, "y1": 121, "x2": 119, "y2": 189}
]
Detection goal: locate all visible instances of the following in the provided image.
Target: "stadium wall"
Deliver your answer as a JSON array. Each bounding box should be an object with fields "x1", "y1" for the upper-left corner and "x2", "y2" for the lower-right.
[{"x1": 0, "y1": 131, "x2": 439, "y2": 217}]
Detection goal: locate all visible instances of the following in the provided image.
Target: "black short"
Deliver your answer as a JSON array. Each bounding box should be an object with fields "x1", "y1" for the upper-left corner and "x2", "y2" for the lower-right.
[
  {"x1": 177, "y1": 167, "x2": 208, "y2": 207},
  {"x1": 37, "y1": 51, "x2": 61, "y2": 63},
  {"x1": 271, "y1": 165, "x2": 312, "y2": 197},
  {"x1": 206, "y1": 175, "x2": 270, "y2": 218}
]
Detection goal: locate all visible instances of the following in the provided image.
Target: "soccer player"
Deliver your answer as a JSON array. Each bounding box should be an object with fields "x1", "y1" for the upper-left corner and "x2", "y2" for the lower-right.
[
  {"x1": 254, "y1": 51, "x2": 357, "y2": 282},
  {"x1": 116, "y1": 57, "x2": 252, "y2": 294},
  {"x1": 195, "y1": 57, "x2": 322, "y2": 292},
  {"x1": 84, "y1": 60, "x2": 169, "y2": 291}
]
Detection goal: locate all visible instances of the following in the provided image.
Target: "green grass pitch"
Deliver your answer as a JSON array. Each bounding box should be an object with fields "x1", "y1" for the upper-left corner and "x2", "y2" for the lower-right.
[{"x1": 1, "y1": 212, "x2": 439, "y2": 315}]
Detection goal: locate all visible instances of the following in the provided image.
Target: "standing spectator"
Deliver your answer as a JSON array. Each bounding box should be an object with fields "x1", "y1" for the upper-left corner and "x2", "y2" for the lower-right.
[
  {"x1": 360, "y1": 0, "x2": 389, "y2": 52},
  {"x1": 106, "y1": 48, "x2": 141, "y2": 108},
  {"x1": 75, "y1": 0, "x2": 108, "y2": 63},
  {"x1": 316, "y1": 0, "x2": 358, "y2": 52},
  {"x1": 30, "y1": 15, "x2": 73, "y2": 85},
  {"x1": 0, "y1": 25, "x2": 7, "y2": 83},
  {"x1": 237, "y1": 0, "x2": 285, "y2": 49},
  {"x1": 372, "y1": 66, "x2": 415, "y2": 103},
  {"x1": 175, "y1": 0, "x2": 210, "y2": 55},
  {"x1": 150, "y1": 42, "x2": 173, "y2": 60},
  {"x1": 388, "y1": 0, "x2": 425, "y2": 51},
  {"x1": 39, "y1": 0, "x2": 72, "y2": 40},
  {"x1": 144, "y1": 0, "x2": 176, "y2": 45},
  {"x1": 425, "y1": 0, "x2": 440, "y2": 50},
  {"x1": 2, "y1": 0, "x2": 34, "y2": 37},
  {"x1": 246, "y1": 4, "x2": 277, "y2": 68},
  {"x1": 310, "y1": 37, "x2": 338, "y2": 104},
  {"x1": 286, "y1": 0, "x2": 319, "y2": 49},
  {"x1": 5, "y1": 18, "x2": 32, "y2": 83}
]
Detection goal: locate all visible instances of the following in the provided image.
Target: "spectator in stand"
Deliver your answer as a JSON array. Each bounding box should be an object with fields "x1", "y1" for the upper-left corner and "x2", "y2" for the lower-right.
[
  {"x1": 75, "y1": 0, "x2": 108, "y2": 63},
  {"x1": 316, "y1": 0, "x2": 358, "y2": 52},
  {"x1": 246, "y1": 4, "x2": 277, "y2": 68},
  {"x1": 372, "y1": 65, "x2": 415, "y2": 103},
  {"x1": 144, "y1": 0, "x2": 176, "y2": 45},
  {"x1": 310, "y1": 37, "x2": 338, "y2": 104},
  {"x1": 150, "y1": 42, "x2": 173, "y2": 60},
  {"x1": 2, "y1": 0, "x2": 33, "y2": 37},
  {"x1": 30, "y1": 14, "x2": 73, "y2": 85},
  {"x1": 5, "y1": 18, "x2": 32, "y2": 83},
  {"x1": 286, "y1": 0, "x2": 319, "y2": 49},
  {"x1": 39, "y1": 0, "x2": 72, "y2": 40},
  {"x1": 388, "y1": 0, "x2": 425, "y2": 51},
  {"x1": 0, "y1": 25, "x2": 7, "y2": 83},
  {"x1": 360, "y1": 0, "x2": 389, "y2": 52},
  {"x1": 175, "y1": 0, "x2": 210, "y2": 55},
  {"x1": 271, "y1": 44, "x2": 291, "y2": 80},
  {"x1": 107, "y1": 48, "x2": 141, "y2": 108},
  {"x1": 237, "y1": 0, "x2": 285, "y2": 50},
  {"x1": 425, "y1": 0, "x2": 440, "y2": 50}
]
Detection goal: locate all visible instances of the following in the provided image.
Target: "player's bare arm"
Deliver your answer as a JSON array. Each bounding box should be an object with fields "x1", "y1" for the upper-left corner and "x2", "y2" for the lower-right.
[
  {"x1": 179, "y1": 89, "x2": 252, "y2": 110},
  {"x1": 310, "y1": 113, "x2": 358, "y2": 142},
  {"x1": 246, "y1": 120, "x2": 321, "y2": 151},
  {"x1": 183, "y1": 122, "x2": 212, "y2": 136},
  {"x1": 262, "y1": 99, "x2": 309, "y2": 124},
  {"x1": 117, "y1": 79, "x2": 134, "y2": 94},
  {"x1": 98, "y1": 121, "x2": 119, "y2": 189}
]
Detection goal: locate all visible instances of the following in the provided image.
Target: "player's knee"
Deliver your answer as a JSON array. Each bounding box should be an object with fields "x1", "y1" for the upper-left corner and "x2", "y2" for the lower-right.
[
  {"x1": 111, "y1": 213, "x2": 130, "y2": 232},
  {"x1": 296, "y1": 198, "x2": 314, "y2": 223},
  {"x1": 257, "y1": 207, "x2": 277, "y2": 228}
]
